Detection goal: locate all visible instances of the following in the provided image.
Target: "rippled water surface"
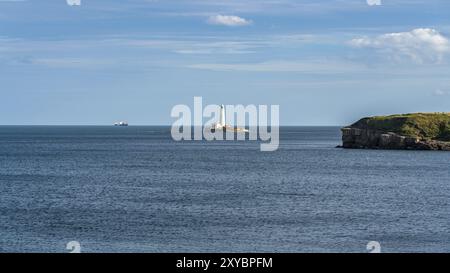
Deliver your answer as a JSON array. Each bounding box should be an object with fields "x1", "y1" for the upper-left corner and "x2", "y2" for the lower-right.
[{"x1": 0, "y1": 126, "x2": 449, "y2": 252}]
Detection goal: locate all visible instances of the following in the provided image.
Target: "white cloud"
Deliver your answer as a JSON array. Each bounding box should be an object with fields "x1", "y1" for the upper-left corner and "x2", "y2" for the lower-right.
[
  {"x1": 187, "y1": 60, "x2": 365, "y2": 73},
  {"x1": 207, "y1": 15, "x2": 252, "y2": 26},
  {"x1": 366, "y1": 0, "x2": 382, "y2": 6},
  {"x1": 433, "y1": 89, "x2": 450, "y2": 96},
  {"x1": 66, "y1": 0, "x2": 81, "y2": 6},
  {"x1": 350, "y1": 28, "x2": 450, "y2": 63}
]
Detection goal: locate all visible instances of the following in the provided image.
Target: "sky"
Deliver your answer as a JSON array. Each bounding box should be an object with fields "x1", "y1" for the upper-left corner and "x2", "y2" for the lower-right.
[{"x1": 0, "y1": 0, "x2": 450, "y2": 125}]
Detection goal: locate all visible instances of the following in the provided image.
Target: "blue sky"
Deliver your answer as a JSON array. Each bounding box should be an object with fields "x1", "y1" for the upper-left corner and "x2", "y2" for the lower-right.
[{"x1": 1, "y1": 0, "x2": 450, "y2": 125}]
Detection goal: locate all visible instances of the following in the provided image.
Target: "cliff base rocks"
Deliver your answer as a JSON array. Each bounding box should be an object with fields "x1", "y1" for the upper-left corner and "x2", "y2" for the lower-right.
[{"x1": 341, "y1": 113, "x2": 450, "y2": 151}]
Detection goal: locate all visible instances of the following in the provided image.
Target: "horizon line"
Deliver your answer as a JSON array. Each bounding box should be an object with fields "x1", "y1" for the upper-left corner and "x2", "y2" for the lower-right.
[{"x1": 0, "y1": 124, "x2": 345, "y2": 127}]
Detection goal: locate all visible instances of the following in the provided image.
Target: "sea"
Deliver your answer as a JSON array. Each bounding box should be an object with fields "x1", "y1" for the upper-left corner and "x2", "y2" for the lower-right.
[{"x1": 0, "y1": 126, "x2": 449, "y2": 253}]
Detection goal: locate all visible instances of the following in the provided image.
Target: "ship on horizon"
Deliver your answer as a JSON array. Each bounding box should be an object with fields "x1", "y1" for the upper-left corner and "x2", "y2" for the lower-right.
[{"x1": 114, "y1": 121, "x2": 128, "y2": 126}]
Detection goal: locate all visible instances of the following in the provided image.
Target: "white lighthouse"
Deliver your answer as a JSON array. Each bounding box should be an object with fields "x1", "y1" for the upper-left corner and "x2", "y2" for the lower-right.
[
  {"x1": 210, "y1": 104, "x2": 249, "y2": 133},
  {"x1": 219, "y1": 104, "x2": 226, "y2": 128},
  {"x1": 212, "y1": 104, "x2": 227, "y2": 130}
]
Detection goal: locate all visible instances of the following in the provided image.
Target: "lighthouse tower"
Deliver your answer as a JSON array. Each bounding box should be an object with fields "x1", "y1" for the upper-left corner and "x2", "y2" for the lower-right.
[
  {"x1": 210, "y1": 104, "x2": 249, "y2": 133},
  {"x1": 219, "y1": 104, "x2": 226, "y2": 128},
  {"x1": 212, "y1": 104, "x2": 226, "y2": 130}
]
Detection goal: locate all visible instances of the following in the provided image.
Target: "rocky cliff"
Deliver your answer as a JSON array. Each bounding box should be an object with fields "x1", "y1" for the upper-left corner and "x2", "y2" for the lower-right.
[{"x1": 341, "y1": 113, "x2": 450, "y2": 151}]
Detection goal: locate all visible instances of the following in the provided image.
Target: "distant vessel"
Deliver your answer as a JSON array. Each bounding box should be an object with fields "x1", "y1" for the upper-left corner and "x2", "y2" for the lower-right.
[
  {"x1": 114, "y1": 121, "x2": 128, "y2": 126},
  {"x1": 211, "y1": 105, "x2": 248, "y2": 133}
]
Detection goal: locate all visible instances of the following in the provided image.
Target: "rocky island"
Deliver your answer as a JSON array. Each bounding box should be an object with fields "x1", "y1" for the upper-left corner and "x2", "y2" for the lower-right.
[{"x1": 341, "y1": 113, "x2": 450, "y2": 151}]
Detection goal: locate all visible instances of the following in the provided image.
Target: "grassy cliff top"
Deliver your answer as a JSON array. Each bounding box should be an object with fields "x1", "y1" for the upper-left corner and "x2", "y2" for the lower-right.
[{"x1": 350, "y1": 113, "x2": 450, "y2": 141}]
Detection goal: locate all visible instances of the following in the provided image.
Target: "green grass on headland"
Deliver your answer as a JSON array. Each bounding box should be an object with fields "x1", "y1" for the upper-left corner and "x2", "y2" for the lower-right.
[{"x1": 350, "y1": 113, "x2": 450, "y2": 141}]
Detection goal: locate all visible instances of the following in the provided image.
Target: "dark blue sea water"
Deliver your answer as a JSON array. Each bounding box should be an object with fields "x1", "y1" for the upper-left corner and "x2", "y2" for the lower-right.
[{"x1": 0, "y1": 126, "x2": 449, "y2": 253}]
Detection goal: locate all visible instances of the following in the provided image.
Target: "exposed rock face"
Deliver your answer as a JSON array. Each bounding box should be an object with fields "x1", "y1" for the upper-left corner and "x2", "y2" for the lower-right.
[{"x1": 341, "y1": 127, "x2": 450, "y2": 151}]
